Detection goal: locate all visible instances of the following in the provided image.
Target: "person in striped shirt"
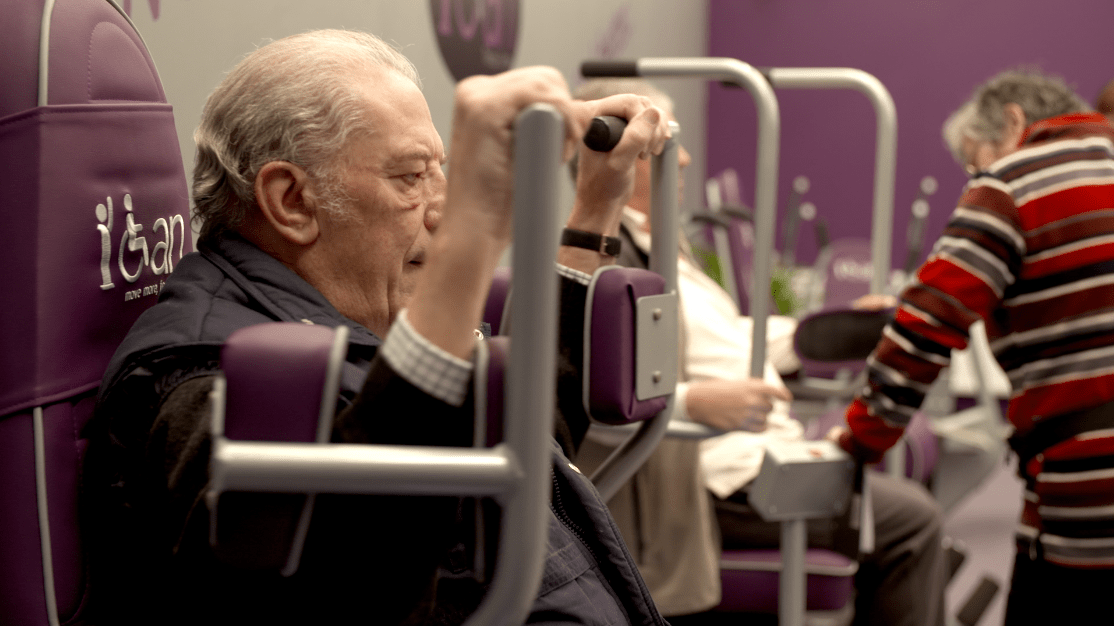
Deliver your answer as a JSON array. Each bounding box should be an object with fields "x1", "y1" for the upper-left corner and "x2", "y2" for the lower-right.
[{"x1": 834, "y1": 69, "x2": 1114, "y2": 624}]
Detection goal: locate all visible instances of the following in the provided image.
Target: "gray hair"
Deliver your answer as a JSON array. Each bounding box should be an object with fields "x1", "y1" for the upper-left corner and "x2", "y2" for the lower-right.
[
  {"x1": 942, "y1": 68, "x2": 1090, "y2": 164},
  {"x1": 191, "y1": 29, "x2": 421, "y2": 242},
  {"x1": 568, "y1": 78, "x2": 673, "y2": 180}
]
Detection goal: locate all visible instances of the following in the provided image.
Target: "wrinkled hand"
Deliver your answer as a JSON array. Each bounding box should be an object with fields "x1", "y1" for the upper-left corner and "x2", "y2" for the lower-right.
[
  {"x1": 446, "y1": 66, "x2": 588, "y2": 244},
  {"x1": 567, "y1": 94, "x2": 672, "y2": 235},
  {"x1": 684, "y1": 379, "x2": 793, "y2": 432}
]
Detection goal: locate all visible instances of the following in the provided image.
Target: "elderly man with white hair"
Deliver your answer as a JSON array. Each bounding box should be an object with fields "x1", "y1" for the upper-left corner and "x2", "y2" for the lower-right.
[{"x1": 86, "y1": 29, "x2": 674, "y2": 626}]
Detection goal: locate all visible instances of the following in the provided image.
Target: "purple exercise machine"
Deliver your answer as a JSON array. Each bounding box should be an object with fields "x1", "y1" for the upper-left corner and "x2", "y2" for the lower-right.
[{"x1": 0, "y1": 1, "x2": 193, "y2": 624}]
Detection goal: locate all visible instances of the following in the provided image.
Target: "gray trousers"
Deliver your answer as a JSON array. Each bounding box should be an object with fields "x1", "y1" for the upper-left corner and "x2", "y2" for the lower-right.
[{"x1": 715, "y1": 472, "x2": 947, "y2": 626}]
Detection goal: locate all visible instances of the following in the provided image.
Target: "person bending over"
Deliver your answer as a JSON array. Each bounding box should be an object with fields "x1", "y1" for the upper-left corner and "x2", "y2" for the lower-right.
[
  {"x1": 836, "y1": 69, "x2": 1114, "y2": 626},
  {"x1": 85, "y1": 29, "x2": 672, "y2": 626}
]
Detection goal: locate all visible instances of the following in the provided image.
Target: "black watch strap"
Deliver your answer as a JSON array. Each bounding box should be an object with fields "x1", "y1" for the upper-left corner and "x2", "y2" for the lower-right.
[{"x1": 560, "y1": 228, "x2": 622, "y2": 257}]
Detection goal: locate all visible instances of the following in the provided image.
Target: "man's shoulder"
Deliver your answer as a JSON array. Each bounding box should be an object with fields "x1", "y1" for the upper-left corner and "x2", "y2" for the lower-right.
[{"x1": 99, "y1": 250, "x2": 273, "y2": 399}]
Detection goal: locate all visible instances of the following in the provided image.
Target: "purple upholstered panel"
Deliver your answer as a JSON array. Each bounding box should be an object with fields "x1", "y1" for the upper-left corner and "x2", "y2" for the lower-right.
[
  {"x1": 0, "y1": 413, "x2": 48, "y2": 623},
  {"x1": 717, "y1": 548, "x2": 856, "y2": 613},
  {"x1": 724, "y1": 216, "x2": 755, "y2": 314},
  {"x1": 0, "y1": 0, "x2": 43, "y2": 119},
  {"x1": 0, "y1": 0, "x2": 191, "y2": 418},
  {"x1": 0, "y1": 104, "x2": 191, "y2": 416},
  {"x1": 587, "y1": 267, "x2": 668, "y2": 425},
  {"x1": 482, "y1": 337, "x2": 509, "y2": 447},
  {"x1": 0, "y1": 366, "x2": 103, "y2": 625},
  {"x1": 820, "y1": 238, "x2": 874, "y2": 309},
  {"x1": 222, "y1": 323, "x2": 339, "y2": 443},
  {"x1": 484, "y1": 266, "x2": 513, "y2": 336},
  {"x1": 43, "y1": 396, "x2": 96, "y2": 618},
  {"x1": 46, "y1": 0, "x2": 166, "y2": 105},
  {"x1": 0, "y1": 2, "x2": 191, "y2": 623}
]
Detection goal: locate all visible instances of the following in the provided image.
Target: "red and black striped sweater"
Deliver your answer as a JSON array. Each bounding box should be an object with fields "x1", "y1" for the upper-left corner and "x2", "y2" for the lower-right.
[{"x1": 844, "y1": 113, "x2": 1114, "y2": 568}]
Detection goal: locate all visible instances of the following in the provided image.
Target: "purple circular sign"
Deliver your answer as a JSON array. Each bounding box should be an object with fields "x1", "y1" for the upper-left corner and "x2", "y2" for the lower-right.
[{"x1": 431, "y1": 0, "x2": 520, "y2": 82}]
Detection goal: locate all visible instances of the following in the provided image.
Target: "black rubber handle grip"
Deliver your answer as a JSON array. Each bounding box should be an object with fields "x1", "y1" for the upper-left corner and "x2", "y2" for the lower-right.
[
  {"x1": 580, "y1": 60, "x2": 639, "y2": 77},
  {"x1": 583, "y1": 115, "x2": 627, "y2": 152}
]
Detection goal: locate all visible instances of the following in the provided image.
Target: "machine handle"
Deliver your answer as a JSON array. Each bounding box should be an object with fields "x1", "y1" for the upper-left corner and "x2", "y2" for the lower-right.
[
  {"x1": 580, "y1": 60, "x2": 639, "y2": 77},
  {"x1": 583, "y1": 115, "x2": 627, "y2": 152}
]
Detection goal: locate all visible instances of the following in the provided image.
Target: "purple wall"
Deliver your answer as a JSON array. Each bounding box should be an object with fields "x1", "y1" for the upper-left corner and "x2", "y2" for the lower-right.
[{"x1": 708, "y1": 0, "x2": 1114, "y2": 269}]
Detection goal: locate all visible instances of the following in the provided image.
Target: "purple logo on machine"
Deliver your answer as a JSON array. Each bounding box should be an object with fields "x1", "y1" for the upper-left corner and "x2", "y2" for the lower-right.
[{"x1": 431, "y1": 0, "x2": 519, "y2": 82}]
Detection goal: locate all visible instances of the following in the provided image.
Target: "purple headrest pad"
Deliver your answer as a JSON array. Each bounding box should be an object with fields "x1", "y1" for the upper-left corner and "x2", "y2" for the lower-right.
[{"x1": 588, "y1": 267, "x2": 668, "y2": 425}]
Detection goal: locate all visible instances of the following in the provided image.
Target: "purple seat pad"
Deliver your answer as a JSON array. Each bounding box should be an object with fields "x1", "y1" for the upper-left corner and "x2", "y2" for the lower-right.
[{"x1": 717, "y1": 548, "x2": 856, "y2": 613}]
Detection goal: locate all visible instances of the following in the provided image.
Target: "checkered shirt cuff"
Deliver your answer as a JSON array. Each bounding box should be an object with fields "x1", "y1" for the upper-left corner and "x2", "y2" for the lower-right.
[
  {"x1": 556, "y1": 263, "x2": 592, "y2": 285},
  {"x1": 380, "y1": 309, "x2": 473, "y2": 407}
]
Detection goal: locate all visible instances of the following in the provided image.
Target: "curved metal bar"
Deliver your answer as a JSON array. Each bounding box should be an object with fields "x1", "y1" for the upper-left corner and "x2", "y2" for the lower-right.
[
  {"x1": 463, "y1": 103, "x2": 564, "y2": 626},
  {"x1": 210, "y1": 439, "x2": 521, "y2": 496},
  {"x1": 33, "y1": 407, "x2": 60, "y2": 626},
  {"x1": 631, "y1": 57, "x2": 781, "y2": 379},
  {"x1": 589, "y1": 124, "x2": 681, "y2": 501},
  {"x1": 763, "y1": 67, "x2": 897, "y2": 295}
]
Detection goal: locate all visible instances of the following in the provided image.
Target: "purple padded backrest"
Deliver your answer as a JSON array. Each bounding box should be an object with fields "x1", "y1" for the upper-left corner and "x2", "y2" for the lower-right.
[
  {"x1": 585, "y1": 266, "x2": 669, "y2": 425},
  {"x1": 0, "y1": 1, "x2": 191, "y2": 623},
  {"x1": 819, "y1": 237, "x2": 874, "y2": 309}
]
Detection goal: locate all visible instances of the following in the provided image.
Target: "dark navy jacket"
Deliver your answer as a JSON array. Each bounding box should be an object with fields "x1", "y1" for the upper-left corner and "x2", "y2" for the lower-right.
[{"x1": 87, "y1": 233, "x2": 666, "y2": 626}]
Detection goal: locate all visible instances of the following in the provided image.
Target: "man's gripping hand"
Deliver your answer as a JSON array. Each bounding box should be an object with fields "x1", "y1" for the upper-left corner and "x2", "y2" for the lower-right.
[
  {"x1": 561, "y1": 94, "x2": 671, "y2": 273},
  {"x1": 445, "y1": 66, "x2": 589, "y2": 246},
  {"x1": 568, "y1": 94, "x2": 671, "y2": 234}
]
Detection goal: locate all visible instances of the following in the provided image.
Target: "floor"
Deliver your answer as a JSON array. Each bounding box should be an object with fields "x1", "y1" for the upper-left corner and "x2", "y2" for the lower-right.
[{"x1": 940, "y1": 455, "x2": 1023, "y2": 626}]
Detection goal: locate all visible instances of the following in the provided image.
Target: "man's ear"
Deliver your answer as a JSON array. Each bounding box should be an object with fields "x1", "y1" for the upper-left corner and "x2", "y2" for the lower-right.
[{"x1": 254, "y1": 161, "x2": 320, "y2": 246}]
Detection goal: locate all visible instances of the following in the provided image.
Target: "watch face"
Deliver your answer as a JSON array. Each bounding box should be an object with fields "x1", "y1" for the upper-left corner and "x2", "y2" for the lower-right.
[{"x1": 430, "y1": 0, "x2": 520, "y2": 82}]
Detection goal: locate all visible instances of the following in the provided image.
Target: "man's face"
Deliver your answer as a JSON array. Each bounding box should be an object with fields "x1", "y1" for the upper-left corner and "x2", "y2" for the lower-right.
[{"x1": 312, "y1": 67, "x2": 446, "y2": 337}]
